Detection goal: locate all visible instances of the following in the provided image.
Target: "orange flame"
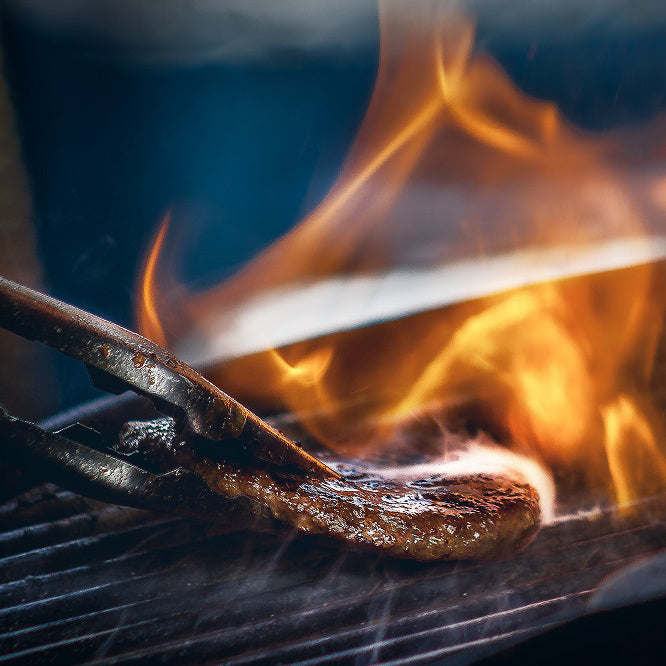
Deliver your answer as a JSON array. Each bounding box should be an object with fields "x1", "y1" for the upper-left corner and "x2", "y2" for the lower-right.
[
  {"x1": 602, "y1": 395, "x2": 666, "y2": 507},
  {"x1": 138, "y1": 213, "x2": 169, "y2": 348},
  {"x1": 139, "y1": 2, "x2": 666, "y2": 507}
]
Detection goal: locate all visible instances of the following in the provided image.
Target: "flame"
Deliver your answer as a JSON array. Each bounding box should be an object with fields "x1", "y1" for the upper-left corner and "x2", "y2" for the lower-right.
[
  {"x1": 138, "y1": 213, "x2": 169, "y2": 348},
  {"x1": 139, "y1": 2, "x2": 666, "y2": 508},
  {"x1": 387, "y1": 287, "x2": 594, "y2": 462},
  {"x1": 602, "y1": 396, "x2": 666, "y2": 507}
]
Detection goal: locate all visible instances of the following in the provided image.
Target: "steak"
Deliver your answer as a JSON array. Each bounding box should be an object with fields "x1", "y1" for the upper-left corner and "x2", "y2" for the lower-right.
[{"x1": 118, "y1": 417, "x2": 541, "y2": 560}]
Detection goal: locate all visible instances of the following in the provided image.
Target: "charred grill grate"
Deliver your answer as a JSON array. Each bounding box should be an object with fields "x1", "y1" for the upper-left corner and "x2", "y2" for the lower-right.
[{"x1": 1, "y1": 397, "x2": 666, "y2": 664}]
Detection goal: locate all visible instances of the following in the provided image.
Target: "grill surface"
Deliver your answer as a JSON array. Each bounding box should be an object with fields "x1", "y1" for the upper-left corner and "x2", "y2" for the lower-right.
[{"x1": 1, "y1": 395, "x2": 666, "y2": 664}]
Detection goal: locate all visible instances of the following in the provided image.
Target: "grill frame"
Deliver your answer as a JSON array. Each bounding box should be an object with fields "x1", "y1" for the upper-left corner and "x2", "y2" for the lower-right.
[{"x1": 0, "y1": 393, "x2": 665, "y2": 664}]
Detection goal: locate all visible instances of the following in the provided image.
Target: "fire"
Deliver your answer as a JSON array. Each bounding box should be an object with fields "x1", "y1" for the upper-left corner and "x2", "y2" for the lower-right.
[
  {"x1": 139, "y1": 1, "x2": 666, "y2": 508},
  {"x1": 387, "y1": 287, "x2": 594, "y2": 462},
  {"x1": 138, "y1": 213, "x2": 169, "y2": 349},
  {"x1": 602, "y1": 396, "x2": 666, "y2": 507}
]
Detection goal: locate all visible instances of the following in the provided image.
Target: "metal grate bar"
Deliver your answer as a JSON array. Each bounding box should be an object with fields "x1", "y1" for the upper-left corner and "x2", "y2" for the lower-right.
[{"x1": 0, "y1": 516, "x2": 652, "y2": 650}]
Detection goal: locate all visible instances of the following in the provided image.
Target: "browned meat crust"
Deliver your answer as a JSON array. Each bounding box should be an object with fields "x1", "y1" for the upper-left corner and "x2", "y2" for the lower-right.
[{"x1": 118, "y1": 418, "x2": 541, "y2": 560}]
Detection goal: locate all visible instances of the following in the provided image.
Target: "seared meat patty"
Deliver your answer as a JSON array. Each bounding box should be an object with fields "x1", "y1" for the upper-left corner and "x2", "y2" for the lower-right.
[{"x1": 118, "y1": 418, "x2": 540, "y2": 560}]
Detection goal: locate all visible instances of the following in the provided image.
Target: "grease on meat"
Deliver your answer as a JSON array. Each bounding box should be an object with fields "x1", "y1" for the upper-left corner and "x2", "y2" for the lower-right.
[{"x1": 119, "y1": 418, "x2": 540, "y2": 560}]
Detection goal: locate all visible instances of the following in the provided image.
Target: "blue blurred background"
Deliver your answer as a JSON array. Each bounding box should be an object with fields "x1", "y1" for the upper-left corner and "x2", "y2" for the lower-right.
[{"x1": 0, "y1": 0, "x2": 665, "y2": 416}]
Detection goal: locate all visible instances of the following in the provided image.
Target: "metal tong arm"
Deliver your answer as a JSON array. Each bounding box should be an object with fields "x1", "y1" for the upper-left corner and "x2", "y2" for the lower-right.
[
  {"x1": 0, "y1": 406, "x2": 275, "y2": 523},
  {"x1": 0, "y1": 276, "x2": 339, "y2": 480}
]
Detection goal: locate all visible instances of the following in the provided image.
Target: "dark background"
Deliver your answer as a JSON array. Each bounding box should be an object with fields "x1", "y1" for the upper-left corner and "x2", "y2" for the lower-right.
[{"x1": 1, "y1": 0, "x2": 665, "y2": 414}]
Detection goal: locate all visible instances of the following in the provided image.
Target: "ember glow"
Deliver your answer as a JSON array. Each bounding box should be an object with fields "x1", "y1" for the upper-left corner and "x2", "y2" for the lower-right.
[{"x1": 139, "y1": 1, "x2": 666, "y2": 510}]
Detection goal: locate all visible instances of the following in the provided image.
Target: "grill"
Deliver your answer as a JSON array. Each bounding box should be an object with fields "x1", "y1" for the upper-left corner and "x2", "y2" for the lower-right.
[
  {"x1": 3, "y1": 2, "x2": 666, "y2": 663},
  {"x1": 1, "y1": 395, "x2": 666, "y2": 664}
]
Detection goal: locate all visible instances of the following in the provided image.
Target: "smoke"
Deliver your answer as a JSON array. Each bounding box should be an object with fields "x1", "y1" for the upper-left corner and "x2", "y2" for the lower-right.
[
  {"x1": 465, "y1": 0, "x2": 666, "y2": 41},
  {"x1": 5, "y1": 0, "x2": 379, "y2": 64},
  {"x1": 8, "y1": 0, "x2": 666, "y2": 65}
]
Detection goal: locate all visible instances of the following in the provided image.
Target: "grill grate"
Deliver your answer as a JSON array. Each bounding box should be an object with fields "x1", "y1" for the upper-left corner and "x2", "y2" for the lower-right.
[
  {"x1": 1, "y1": 484, "x2": 666, "y2": 663},
  {"x1": 1, "y1": 396, "x2": 666, "y2": 664}
]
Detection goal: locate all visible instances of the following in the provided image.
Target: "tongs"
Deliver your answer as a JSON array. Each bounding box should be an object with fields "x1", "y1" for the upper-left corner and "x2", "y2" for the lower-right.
[{"x1": 0, "y1": 276, "x2": 339, "y2": 518}]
